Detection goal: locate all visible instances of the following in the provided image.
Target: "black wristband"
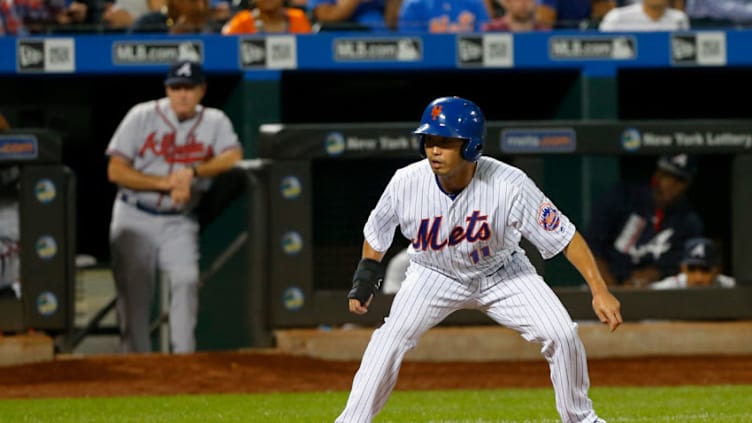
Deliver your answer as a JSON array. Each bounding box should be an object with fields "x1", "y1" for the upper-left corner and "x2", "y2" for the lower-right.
[{"x1": 348, "y1": 258, "x2": 385, "y2": 305}]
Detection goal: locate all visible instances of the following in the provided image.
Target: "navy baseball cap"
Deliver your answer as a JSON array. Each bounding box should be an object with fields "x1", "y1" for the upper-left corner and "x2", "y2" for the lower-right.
[
  {"x1": 682, "y1": 238, "x2": 720, "y2": 267},
  {"x1": 656, "y1": 154, "x2": 697, "y2": 180},
  {"x1": 164, "y1": 60, "x2": 206, "y2": 86}
]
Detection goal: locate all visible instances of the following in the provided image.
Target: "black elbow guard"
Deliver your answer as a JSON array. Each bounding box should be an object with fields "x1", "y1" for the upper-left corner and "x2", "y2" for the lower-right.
[{"x1": 347, "y1": 258, "x2": 385, "y2": 305}]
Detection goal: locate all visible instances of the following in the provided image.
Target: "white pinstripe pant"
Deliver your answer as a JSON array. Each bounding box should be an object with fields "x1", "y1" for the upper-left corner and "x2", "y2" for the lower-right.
[{"x1": 335, "y1": 254, "x2": 600, "y2": 423}]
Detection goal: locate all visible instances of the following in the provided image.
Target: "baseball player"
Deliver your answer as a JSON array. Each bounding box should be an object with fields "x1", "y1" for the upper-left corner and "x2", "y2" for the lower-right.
[
  {"x1": 106, "y1": 60, "x2": 242, "y2": 353},
  {"x1": 336, "y1": 96, "x2": 621, "y2": 423},
  {"x1": 649, "y1": 237, "x2": 735, "y2": 289},
  {"x1": 585, "y1": 154, "x2": 703, "y2": 287},
  {"x1": 0, "y1": 165, "x2": 20, "y2": 300}
]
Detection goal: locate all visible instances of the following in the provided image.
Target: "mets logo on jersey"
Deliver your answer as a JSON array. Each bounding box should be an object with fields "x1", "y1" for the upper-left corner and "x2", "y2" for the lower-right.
[
  {"x1": 538, "y1": 202, "x2": 560, "y2": 231},
  {"x1": 411, "y1": 210, "x2": 491, "y2": 251}
]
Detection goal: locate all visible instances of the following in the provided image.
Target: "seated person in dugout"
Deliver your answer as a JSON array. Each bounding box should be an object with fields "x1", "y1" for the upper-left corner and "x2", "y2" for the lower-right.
[
  {"x1": 650, "y1": 237, "x2": 735, "y2": 289},
  {"x1": 584, "y1": 154, "x2": 704, "y2": 287}
]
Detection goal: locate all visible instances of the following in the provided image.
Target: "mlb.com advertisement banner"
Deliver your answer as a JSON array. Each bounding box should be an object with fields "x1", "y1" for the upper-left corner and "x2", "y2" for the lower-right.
[
  {"x1": 259, "y1": 121, "x2": 752, "y2": 159},
  {"x1": 7, "y1": 31, "x2": 734, "y2": 74}
]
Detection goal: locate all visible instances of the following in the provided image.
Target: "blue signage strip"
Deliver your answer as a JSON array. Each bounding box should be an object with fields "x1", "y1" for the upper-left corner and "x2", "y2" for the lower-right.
[{"x1": 1, "y1": 30, "x2": 752, "y2": 76}]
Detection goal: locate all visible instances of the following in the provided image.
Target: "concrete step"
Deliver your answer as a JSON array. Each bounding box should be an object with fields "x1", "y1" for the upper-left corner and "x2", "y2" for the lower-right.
[
  {"x1": 0, "y1": 333, "x2": 54, "y2": 366},
  {"x1": 275, "y1": 321, "x2": 752, "y2": 362}
]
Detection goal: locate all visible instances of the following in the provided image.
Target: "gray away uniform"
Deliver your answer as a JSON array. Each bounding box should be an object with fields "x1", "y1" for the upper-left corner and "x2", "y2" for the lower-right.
[{"x1": 106, "y1": 97, "x2": 240, "y2": 353}]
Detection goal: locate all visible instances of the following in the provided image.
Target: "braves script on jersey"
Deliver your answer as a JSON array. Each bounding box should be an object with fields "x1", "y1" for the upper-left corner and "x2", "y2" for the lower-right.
[
  {"x1": 365, "y1": 156, "x2": 574, "y2": 282},
  {"x1": 106, "y1": 98, "x2": 240, "y2": 211}
]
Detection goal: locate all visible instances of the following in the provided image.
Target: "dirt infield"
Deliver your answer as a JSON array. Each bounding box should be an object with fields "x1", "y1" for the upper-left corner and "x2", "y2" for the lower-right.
[{"x1": 1, "y1": 352, "x2": 751, "y2": 399}]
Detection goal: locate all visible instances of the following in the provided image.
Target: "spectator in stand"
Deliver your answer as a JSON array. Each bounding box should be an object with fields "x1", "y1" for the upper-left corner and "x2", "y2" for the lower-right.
[
  {"x1": 685, "y1": 0, "x2": 752, "y2": 27},
  {"x1": 0, "y1": 0, "x2": 26, "y2": 35},
  {"x1": 617, "y1": 0, "x2": 684, "y2": 8},
  {"x1": 649, "y1": 238, "x2": 735, "y2": 289},
  {"x1": 103, "y1": 0, "x2": 165, "y2": 30},
  {"x1": 600, "y1": 0, "x2": 689, "y2": 31},
  {"x1": 210, "y1": 0, "x2": 233, "y2": 23},
  {"x1": 307, "y1": 0, "x2": 401, "y2": 31},
  {"x1": 584, "y1": 154, "x2": 704, "y2": 287},
  {"x1": 222, "y1": 0, "x2": 312, "y2": 34},
  {"x1": 536, "y1": 0, "x2": 615, "y2": 29},
  {"x1": 484, "y1": 0, "x2": 548, "y2": 31},
  {"x1": 0, "y1": 0, "x2": 89, "y2": 34},
  {"x1": 398, "y1": 0, "x2": 491, "y2": 32},
  {"x1": 131, "y1": 0, "x2": 221, "y2": 32}
]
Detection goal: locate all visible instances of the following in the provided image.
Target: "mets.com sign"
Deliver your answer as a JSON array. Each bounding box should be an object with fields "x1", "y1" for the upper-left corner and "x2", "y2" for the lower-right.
[{"x1": 500, "y1": 128, "x2": 576, "y2": 154}]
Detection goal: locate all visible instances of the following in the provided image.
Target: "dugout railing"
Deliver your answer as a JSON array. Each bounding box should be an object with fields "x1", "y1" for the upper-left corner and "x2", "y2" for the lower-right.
[{"x1": 253, "y1": 120, "x2": 752, "y2": 333}]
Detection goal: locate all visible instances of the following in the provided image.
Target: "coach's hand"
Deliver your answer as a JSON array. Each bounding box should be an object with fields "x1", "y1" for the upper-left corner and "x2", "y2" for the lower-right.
[
  {"x1": 347, "y1": 258, "x2": 385, "y2": 315},
  {"x1": 168, "y1": 168, "x2": 194, "y2": 206}
]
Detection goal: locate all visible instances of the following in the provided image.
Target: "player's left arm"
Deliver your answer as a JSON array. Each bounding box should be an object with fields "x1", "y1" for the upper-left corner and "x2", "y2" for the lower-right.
[
  {"x1": 192, "y1": 112, "x2": 243, "y2": 178},
  {"x1": 191, "y1": 147, "x2": 243, "y2": 178},
  {"x1": 564, "y1": 230, "x2": 623, "y2": 332}
]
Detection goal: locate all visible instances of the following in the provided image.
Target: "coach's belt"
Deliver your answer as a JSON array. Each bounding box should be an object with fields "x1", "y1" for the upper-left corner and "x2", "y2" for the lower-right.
[{"x1": 119, "y1": 193, "x2": 184, "y2": 216}]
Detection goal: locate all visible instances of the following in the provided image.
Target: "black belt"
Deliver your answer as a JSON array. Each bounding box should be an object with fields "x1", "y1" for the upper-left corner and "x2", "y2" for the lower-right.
[{"x1": 119, "y1": 193, "x2": 184, "y2": 216}]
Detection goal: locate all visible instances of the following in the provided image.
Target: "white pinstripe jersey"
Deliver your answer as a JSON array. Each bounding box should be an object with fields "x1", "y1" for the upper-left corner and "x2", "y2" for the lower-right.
[
  {"x1": 106, "y1": 97, "x2": 241, "y2": 212},
  {"x1": 364, "y1": 156, "x2": 576, "y2": 282}
]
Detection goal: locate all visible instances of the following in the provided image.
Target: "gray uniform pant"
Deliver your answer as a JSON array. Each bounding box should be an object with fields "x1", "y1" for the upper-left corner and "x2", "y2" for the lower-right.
[{"x1": 109, "y1": 200, "x2": 200, "y2": 353}]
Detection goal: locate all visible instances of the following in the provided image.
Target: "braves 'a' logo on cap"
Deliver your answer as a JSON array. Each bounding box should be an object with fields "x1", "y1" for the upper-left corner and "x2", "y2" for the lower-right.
[
  {"x1": 690, "y1": 242, "x2": 706, "y2": 259},
  {"x1": 176, "y1": 62, "x2": 192, "y2": 77},
  {"x1": 431, "y1": 105, "x2": 443, "y2": 120}
]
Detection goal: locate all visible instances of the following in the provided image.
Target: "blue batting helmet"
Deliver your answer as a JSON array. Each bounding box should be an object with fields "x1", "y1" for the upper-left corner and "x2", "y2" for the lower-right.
[{"x1": 414, "y1": 96, "x2": 486, "y2": 162}]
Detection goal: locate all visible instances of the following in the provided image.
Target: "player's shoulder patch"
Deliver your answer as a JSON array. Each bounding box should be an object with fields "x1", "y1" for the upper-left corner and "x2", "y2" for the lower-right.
[{"x1": 537, "y1": 202, "x2": 560, "y2": 231}]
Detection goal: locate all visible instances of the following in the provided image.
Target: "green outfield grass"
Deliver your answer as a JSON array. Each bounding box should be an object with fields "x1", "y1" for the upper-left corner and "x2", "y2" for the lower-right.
[{"x1": 1, "y1": 385, "x2": 750, "y2": 423}]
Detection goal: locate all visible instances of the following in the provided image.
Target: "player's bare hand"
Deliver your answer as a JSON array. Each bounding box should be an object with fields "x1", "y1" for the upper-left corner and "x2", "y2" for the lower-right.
[
  {"x1": 592, "y1": 291, "x2": 622, "y2": 332},
  {"x1": 349, "y1": 296, "x2": 372, "y2": 315}
]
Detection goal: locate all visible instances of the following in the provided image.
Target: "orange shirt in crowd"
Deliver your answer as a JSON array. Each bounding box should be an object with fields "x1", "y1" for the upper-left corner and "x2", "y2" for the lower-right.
[{"x1": 222, "y1": 8, "x2": 312, "y2": 34}]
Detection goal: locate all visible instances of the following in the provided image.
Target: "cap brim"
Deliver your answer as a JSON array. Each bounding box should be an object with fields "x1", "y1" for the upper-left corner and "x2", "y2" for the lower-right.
[
  {"x1": 164, "y1": 77, "x2": 202, "y2": 86},
  {"x1": 413, "y1": 123, "x2": 465, "y2": 139},
  {"x1": 682, "y1": 258, "x2": 713, "y2": 267}
]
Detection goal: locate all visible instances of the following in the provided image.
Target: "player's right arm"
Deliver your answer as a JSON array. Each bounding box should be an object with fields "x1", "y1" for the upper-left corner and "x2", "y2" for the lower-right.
[
  {"x1": 348, "y1": 240, "x2": 387, "y2": 315},
  {"x1": 348, "y1": 172, "x2": 401, "y2": 314},
  {"x1": 107, "y1": 156, "x2": 172, "y2": 191},
  {"x1": 105, "y1": 103, "x2": 172, "y2": 192}
]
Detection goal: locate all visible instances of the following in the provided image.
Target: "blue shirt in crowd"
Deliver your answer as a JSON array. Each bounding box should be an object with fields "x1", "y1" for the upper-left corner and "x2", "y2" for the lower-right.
[{"x1": 398, "y1": 0, "x2": 490, "y2": 32}]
